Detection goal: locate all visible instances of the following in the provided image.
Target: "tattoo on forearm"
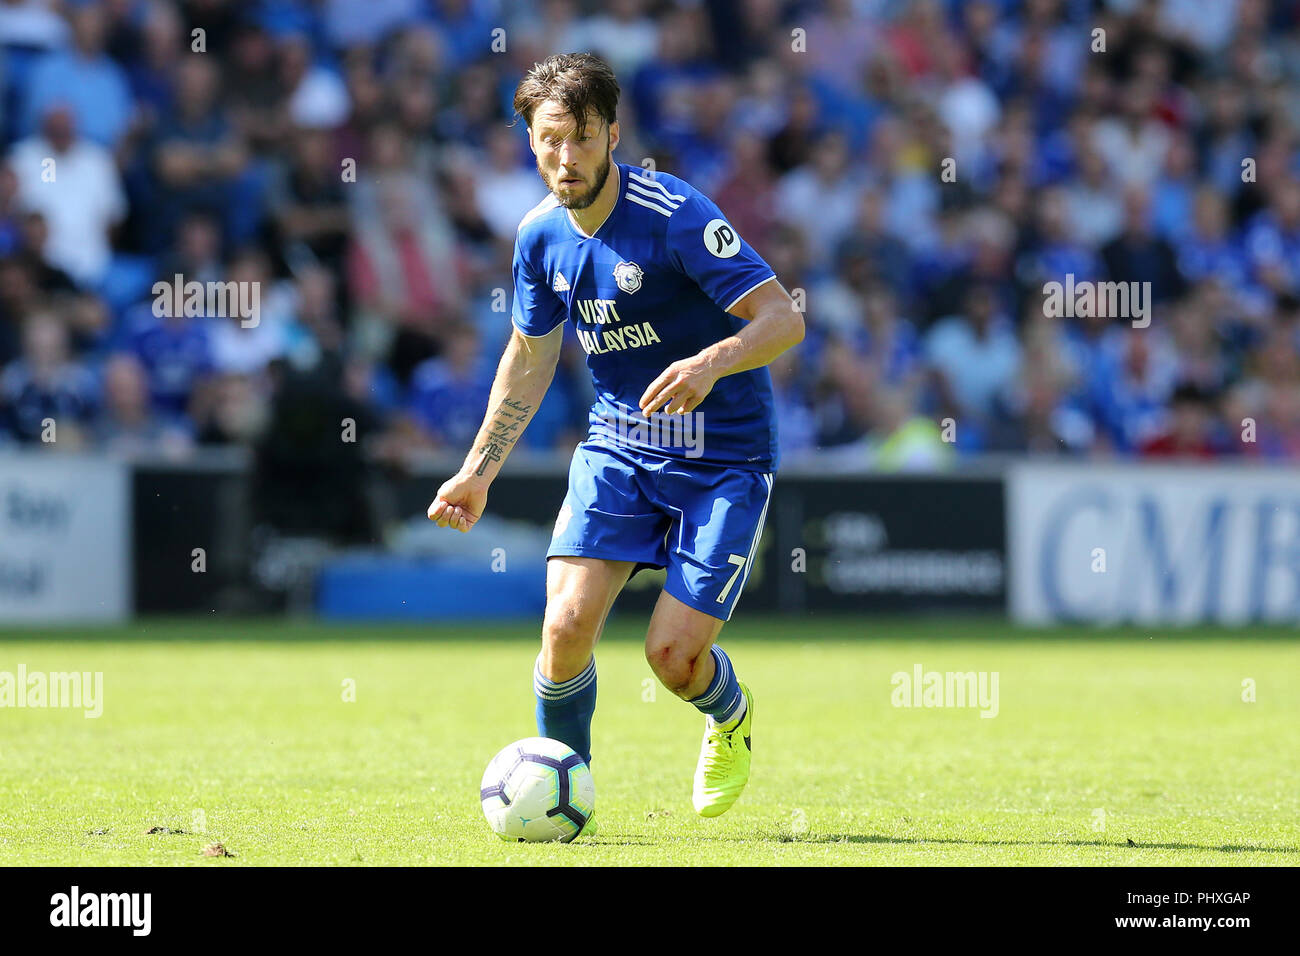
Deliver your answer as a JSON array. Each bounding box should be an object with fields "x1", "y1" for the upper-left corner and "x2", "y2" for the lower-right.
[{"x1": 474, "y1": 399, "x2": 533, "y2": 476}]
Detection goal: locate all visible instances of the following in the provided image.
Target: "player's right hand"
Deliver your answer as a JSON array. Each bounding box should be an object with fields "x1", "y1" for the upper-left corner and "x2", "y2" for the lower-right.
[{"x1": 427, "y1": 473, "x2": 488, "y2": 533}]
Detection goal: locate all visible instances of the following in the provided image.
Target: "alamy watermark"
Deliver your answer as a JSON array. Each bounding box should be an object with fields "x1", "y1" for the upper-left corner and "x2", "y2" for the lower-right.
[
  {"x1": 152, "y1": 274, "x2": 260, "y2": 327},
  {"x1": 50, "y1": 886, "x2": 150, "y2": 936},
  {"x1": 1042, "y1": 274, "x2": 1150, "y2": 328},
  {"x1": 0, "y1": 665, "x2": 103, "y2": 718},
  {"x1": 891, "y1": 664, "x2": 999, "y2": 718},
  {"x1": 590, "y1": 409, "x2": 706, "y2": 458}
]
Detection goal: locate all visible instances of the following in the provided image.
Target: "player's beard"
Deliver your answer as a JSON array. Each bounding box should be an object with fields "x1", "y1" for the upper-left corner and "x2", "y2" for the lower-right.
[{"x1": 544, "y1": 153, "x2": 612, "y2": 210}]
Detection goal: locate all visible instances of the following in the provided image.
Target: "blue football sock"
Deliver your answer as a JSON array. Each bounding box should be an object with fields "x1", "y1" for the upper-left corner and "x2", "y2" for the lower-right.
[
  {"x1": 534, "y1": 655, "x2": 597, "y2": 765},
  {"x1": 689, "y1": 645, "x2": 745, "y2": 727}
]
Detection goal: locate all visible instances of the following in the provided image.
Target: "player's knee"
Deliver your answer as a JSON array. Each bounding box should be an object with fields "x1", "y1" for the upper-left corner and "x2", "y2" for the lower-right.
[
  {"x1": 540, "y1": 603, "x2": 598, "y2": 678},
  {"x1": 645, "y1": 637, "x2": 705, "y2": 696}
]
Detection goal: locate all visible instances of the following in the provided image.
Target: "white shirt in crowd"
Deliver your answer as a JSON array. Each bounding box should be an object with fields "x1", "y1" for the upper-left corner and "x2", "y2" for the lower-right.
[{"x1": 8, "y1": 134, "x2": 126, "y2": 286}]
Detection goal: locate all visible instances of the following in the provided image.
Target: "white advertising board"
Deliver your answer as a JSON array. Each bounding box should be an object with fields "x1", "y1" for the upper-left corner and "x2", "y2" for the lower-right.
[
  {"x1": 1009, "y1": 463, "x2": 1300, "y2": 624},
  {"x1": 0, "y1": 455, "x2": 130, "y2": 624}
]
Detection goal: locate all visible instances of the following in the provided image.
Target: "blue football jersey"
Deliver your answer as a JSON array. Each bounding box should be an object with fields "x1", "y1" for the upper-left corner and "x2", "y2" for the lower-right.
[{"x1": 511, "y1": 162, "x2": 780, "y2": 471}]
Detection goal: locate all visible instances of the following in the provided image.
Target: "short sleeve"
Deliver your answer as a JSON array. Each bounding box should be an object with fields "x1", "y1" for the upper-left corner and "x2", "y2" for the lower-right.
[
  {"x1": 511, "y1": 237, "x2": 567, "y2": 337},
  {"x1": 666, "y1": 191, "x2": 776, "y2": 313}
]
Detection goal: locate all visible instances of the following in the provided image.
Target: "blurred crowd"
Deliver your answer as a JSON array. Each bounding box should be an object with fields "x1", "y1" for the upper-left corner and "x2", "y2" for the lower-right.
[{"x1": 0, "y1": 0, "x2": 1299, "y2": 471}]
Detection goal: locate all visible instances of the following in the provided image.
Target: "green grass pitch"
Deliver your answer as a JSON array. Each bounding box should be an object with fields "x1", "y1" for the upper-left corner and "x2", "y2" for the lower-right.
[{"x1": 0, "y1": 616, "x2": 1296, "y2": 866}]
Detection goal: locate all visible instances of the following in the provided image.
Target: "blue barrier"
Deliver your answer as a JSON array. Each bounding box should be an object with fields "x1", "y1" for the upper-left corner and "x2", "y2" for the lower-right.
[{"x1": 315, "y1": 555, "x2": 547, "y2": 620}]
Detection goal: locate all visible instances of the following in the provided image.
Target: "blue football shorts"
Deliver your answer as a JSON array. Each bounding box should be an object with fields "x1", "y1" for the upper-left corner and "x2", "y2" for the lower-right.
[{"x1": 547, "y1": 440, "x2": 774, "y2": 621}]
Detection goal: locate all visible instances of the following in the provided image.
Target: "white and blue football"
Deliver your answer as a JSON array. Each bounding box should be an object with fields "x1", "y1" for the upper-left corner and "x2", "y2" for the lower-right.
[{"x1": 480, "y1": 737, "x2": 595, "y2": 842}]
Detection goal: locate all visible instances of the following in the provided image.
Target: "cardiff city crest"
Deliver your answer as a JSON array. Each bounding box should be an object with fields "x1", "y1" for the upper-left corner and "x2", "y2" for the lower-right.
[{"x1": 613, "y1": 260, "x2": 644, "y2": 294}]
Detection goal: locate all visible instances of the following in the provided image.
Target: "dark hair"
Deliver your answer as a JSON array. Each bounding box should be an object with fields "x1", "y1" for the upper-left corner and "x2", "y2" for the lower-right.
[{"x1": 512, "y1": 52, "x2": 619, "y2": 138}]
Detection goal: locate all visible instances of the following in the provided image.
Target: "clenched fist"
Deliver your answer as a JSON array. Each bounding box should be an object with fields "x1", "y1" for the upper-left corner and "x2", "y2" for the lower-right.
[{"x1": 427, "y1": 472, "x2": 488, "y2": 532}]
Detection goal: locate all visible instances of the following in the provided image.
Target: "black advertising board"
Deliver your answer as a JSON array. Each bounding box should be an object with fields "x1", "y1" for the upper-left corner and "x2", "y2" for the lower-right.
[
  {"x1": 133, "y1": 460, "x2": 1006, "y2": 617},
  {"x1": 773, "y1": 475, "x2": 1006, "y2": 613}
]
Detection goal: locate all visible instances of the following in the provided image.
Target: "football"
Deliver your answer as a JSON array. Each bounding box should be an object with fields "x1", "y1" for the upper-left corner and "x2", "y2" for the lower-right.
[{"x1": 479, "y1": 737, "x2": 595, "y2": 842}]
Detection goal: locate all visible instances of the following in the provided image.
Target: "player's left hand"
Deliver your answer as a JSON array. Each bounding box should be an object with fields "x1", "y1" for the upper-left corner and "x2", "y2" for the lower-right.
[{"x1": 639, "y1": 355, "x2": 717, "y2": 416}]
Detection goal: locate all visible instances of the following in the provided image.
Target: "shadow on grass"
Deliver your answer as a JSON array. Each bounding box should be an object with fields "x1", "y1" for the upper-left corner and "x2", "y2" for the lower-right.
[{"x1": 738, "y1": 832, "x2": 1299, "y2": 854}]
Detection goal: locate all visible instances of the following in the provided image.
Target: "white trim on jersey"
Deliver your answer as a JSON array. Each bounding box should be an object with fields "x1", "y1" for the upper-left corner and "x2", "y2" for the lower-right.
[
  {"x1": 726, "y1": 472, "x2": 774, "y2": 621},
  {"x1": 518, "y1": 194, "x2": 560, "y2": 232},
  {"x1": 626, "y1": 192, "x2": 676, "y2": 218},
  {"x1": 724, "y1": 274, "x2": 779, "y2": 313},
  {"x1": 628, "y1": 170, "x2": 686, "y2": 203},
  {"x1": 627, "y1": 179, "x2": 681, "y2": 210},
  {"x1": 512, "y1": 318, "x2": 566, "y2": 338}
]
